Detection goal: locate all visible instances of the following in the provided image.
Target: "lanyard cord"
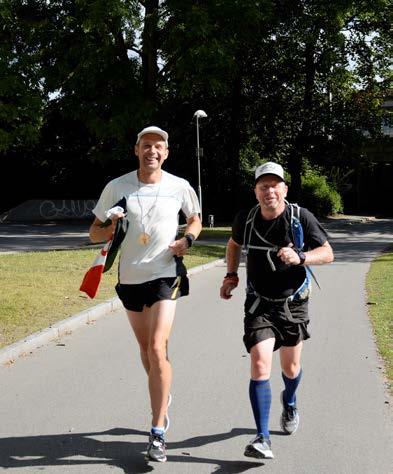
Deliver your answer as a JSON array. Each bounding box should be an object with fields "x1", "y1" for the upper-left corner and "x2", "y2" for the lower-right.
[{"x1": 136, "y1": 177, "x2": 161, "y2": 236}]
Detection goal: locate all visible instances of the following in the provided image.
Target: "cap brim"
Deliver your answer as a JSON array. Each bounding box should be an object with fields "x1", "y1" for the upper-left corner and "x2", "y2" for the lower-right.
[{"x1": 255, "y1": 173, "x2": 284, "y2": 182}]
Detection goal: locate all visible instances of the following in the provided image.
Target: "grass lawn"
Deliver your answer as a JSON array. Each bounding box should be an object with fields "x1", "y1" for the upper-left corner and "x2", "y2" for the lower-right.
[
  {"x1": 366, "y1": 246, "x2": 393, "y2": 394},
  {"x1": 198, "y1": 227, "x2": 231, "y2": 240},
  {"x1": 0, "y1": 243, "x2": 225, "y2": 349}
]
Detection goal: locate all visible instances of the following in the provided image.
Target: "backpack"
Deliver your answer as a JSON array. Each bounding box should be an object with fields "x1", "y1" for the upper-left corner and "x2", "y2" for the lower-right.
[{"x1": 242, "y1": 201, "x2": 319, "y2": 305}]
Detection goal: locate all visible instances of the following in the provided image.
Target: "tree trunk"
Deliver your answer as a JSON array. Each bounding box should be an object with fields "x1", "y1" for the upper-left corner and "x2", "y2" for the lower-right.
[
  {"x1": 141, "y1": 0, "x2": 159, "y2": 102},
  {"x1": 228, "y1": 74, "x2": 242, "y2": 210},
  {"x1": 288, "y1": 40, "x2": 316, "y2": 202}
]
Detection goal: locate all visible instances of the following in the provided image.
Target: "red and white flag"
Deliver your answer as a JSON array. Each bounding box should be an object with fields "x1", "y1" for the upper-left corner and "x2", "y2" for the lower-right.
[
  {"x1": 79, "y1": 237, "x2": 113, "y2": 299},
  {"x1": 80, "y1": 200, "x2": 127, "y2": 299}
]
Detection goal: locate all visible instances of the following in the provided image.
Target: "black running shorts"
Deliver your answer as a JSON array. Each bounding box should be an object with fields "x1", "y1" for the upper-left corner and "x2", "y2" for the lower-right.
[
  {"x1": 243, "y1": 294, "x2": 310, "y2": 352},
  {"x1": 115, "y1": 276, "x2": 189, "y2": 312}
]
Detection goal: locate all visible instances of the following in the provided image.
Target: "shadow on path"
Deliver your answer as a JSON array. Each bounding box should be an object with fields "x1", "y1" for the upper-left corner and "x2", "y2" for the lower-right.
[
  {"x1": 329, "y1": 240, "x2": 393, "y2": 263},
  {"x1": 0, "y1": 427, "x2": 268, "y2": 473},
  {"x1": 318, "y1": 217, "x2": 393, "y2": 263}
]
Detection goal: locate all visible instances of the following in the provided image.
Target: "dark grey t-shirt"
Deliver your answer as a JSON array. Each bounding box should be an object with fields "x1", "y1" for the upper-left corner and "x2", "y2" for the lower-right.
[{"x1": 232, "y1": 204, "x2": 328, "y2": 299}]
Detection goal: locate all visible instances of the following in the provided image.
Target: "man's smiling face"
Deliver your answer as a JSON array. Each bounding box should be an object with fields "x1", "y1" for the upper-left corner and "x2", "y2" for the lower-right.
[{"x1": 135, "y1": 133, "x2": 169, "y2": 173}]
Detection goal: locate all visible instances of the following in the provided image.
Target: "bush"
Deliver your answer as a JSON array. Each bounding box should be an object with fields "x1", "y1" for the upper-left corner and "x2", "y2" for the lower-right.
[{"x1": 300, "y1": 172, "x2": 343, "y2": 217}]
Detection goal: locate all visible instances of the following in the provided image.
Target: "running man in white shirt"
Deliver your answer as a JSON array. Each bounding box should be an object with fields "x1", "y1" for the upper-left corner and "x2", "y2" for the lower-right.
[{"x1": 89, "y1": 126, "x2": 202, "y2": 463}]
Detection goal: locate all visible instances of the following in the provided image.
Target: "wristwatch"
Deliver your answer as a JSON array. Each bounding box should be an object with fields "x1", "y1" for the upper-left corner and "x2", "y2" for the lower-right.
[
  {"x1": 184, "y1": 233, "x2": 195, "y2": 248},
  {"x1": 296, "y1": 250, "x2": 306, "y2": 265}
]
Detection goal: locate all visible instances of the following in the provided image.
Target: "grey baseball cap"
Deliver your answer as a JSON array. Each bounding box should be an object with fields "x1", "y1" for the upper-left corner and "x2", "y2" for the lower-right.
[
  {"x1": 137, "y1": 126, "x2": 169, "y2": 146},
  {"x1": 255, "y1": 162, "x2": 285, "y2": 181}
]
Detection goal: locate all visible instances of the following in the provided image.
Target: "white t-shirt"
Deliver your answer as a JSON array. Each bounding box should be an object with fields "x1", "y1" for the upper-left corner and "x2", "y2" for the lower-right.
[{"x1": 93, "y1": 170, "x2": 200, "y2": 284}]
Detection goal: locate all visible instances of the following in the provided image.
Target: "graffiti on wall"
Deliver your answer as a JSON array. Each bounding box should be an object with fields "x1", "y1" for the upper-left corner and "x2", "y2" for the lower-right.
[{"x1": 39, "y1": 200, "x2": 97, "y2": 219}]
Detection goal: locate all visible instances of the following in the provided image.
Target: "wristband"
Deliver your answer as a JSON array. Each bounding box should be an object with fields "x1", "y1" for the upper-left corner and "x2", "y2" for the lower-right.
[
  {"x1": 223, "y1": 274, "x2": 239, "y2": 287},
  {"x1": 225, "y1": 272, "x2": 238, "y2": 278}
]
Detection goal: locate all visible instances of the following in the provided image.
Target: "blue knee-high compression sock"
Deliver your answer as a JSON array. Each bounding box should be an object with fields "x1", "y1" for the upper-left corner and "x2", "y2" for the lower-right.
[
  {"x1": 249, "y1": 379, "x2": 271, "y2": 439},
  {"x1": 282, "y1": 368, "x2": 303, "y2": 405}
]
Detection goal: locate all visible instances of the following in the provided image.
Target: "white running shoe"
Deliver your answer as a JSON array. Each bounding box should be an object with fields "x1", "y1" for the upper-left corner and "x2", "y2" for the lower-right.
[
  {"x1": 280, "y1": 390, "x2": 300, "y2": 434},
  {"x1": 244, "y1": 435, "x2": 274, "y2": 459},
  {"x1": 145, "y1": 434, "x2": 167, "y2": 462}
]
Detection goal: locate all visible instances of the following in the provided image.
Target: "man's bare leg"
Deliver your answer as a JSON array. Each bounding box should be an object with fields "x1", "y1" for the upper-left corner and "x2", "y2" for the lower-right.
[{"x1": 127, "y1": 299, "x2": 176, "y2": 427}]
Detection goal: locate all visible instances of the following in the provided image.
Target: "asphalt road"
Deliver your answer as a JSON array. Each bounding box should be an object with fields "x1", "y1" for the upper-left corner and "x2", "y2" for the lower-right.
[
  {"x1": 0, "y1": 222, "x2": 92, "y2": 252},
  {"x1": 0, "y1": 217, "x2": 392, "y2": 473}
]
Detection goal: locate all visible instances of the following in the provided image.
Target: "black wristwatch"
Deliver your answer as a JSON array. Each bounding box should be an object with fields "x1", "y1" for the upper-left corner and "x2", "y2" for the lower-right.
[
  {"x1": 184, "y1": 233, "x2": 195, "y2": 248},
  {"x1": 296, "y1": 250, "x2": 306, "y2": 265}
]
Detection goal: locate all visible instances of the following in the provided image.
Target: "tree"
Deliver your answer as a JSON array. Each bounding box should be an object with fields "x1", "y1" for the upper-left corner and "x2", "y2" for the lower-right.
[
  {"x1": 1, "y1": 0, "x2": 391, "y2": 215},
  {"x1": 0, "y1": 0, "x2": 45, "y2": 153},
  {"x1": 158, "y1": 1, "x2": 279, "y2": 214}
]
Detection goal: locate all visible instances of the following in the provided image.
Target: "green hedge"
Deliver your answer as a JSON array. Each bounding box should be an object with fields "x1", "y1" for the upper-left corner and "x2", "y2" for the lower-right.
[{"x1": 300, "y1": 172, "x2": 343, "y2": 217}]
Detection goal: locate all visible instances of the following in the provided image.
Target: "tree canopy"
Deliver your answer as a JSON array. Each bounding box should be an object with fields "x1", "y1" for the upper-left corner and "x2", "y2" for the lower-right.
[{"x1": 1, "y1": 0, "x2": 392, "y2": 216}]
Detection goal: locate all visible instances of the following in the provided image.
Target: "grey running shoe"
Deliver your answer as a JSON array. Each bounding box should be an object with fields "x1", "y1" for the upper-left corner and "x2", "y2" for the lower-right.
[
  {"x1": 145, "y1": 434, "x2": 167, "y2": 462},
  {"x1": 280, "y1": 390, "x2": 300, "y2": 434},
  {"x1": 164, "y1": 393, "x2": 172, "y2": 433},
  {"x1": 244, "y1": 435, "x2": 274, "y2": 459}
]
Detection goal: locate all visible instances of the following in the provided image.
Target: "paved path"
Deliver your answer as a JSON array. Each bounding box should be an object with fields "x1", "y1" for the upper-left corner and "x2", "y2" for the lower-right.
[
  {"x1": 0, "y1": 218, "x2": 392, "y2": 473},
  {"x1": 0, "y1": 222, "x2": 92, "y2": 252},
  {"x1": 0, "y1": 222, "x2": 221, "y2": 253}
]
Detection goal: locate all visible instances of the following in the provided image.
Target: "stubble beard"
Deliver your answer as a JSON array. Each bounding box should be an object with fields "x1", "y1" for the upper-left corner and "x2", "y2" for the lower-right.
[{"x1": 261, "y1": 197, "x2": 285, "y2": 216}]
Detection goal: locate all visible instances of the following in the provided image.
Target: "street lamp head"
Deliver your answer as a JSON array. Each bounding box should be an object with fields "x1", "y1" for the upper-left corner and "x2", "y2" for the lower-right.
[{"x1": 194, "y1": 110, "x2": 208, "y2": 119}]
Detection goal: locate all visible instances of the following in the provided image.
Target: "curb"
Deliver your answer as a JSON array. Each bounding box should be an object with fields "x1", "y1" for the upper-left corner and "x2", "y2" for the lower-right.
[{"x1": 0, "y1": 258, "x2": 225, "y2": 366}]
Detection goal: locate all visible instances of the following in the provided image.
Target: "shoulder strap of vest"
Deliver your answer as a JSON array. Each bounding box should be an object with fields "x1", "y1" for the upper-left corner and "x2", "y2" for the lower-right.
[
  {"x1": 286, "y1": 201, "x2": 321, "y2": 290},
  {"x1": 243, "y1": 204, "x2": 281, "y2": 253},
  {"x1": 285, "y1": 200, "x2": 300, "y2": 220},
  {"x1": 242, "y1": 204, "x2": 259, "y2": 252},
  {"x1": 285, "y1": 200, "x2": 302, "y2": 249}
]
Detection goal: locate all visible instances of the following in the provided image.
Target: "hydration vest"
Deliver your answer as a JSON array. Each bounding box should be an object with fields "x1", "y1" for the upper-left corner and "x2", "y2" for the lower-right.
[{"x1": 242, "y1": 201, "x2": 319, "y2": 308}]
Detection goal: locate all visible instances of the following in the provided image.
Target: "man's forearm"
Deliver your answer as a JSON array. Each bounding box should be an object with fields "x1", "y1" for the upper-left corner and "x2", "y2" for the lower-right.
[
  {"x1": 226, "y1": 238, "x2": 242, "y2": 273},
  {"x1": 185, "y1": 215, "x2": 202, "y2": 240},
  {"x1": 304, "y1": 241, "x2": 334, "y2": 265},
  {"x1": 89, "y1": 220, "x2": 115, "y2": 243}
]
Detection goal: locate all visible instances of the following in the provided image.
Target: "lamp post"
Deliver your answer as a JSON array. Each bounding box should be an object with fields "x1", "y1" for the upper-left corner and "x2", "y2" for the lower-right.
[{"x1": 193, "y1": 109, "x2": 207, "y2": 224}]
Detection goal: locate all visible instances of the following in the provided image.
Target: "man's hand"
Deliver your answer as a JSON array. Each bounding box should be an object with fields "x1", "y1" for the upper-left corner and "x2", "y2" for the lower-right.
[
  {"x1": 220, "y1": 274, "x2": 239, "y2": 300},
  {"x1": 101, "y1": 209, "x2": 125, "y2": 229},
  {"x1": 169, "y1": 237, "x2": 189, "y2": 257},
  {"x1": 101, "y1": 210, "x2": 125, "y2": 237},
  {"x1": 89, "y1": 209, "x2": 125, "y2": 244},
  {"x1": 277, "y1": 245, "x2": 301, "y2": 266}
]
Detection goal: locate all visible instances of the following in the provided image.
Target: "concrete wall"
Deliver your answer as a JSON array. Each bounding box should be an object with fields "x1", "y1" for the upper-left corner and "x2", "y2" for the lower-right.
[{"x1": 0, "y1": 199, "x2": 97, "y2": 222}]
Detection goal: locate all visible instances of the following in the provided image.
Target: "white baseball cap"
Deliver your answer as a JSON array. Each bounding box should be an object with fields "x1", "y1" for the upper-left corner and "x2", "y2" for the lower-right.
[
  {"x1": 137, "y1": 126, "x2": 169, "y2": 146},
  {"x1": 255, "y1": 162, "x2": 285, "y2": 181}
]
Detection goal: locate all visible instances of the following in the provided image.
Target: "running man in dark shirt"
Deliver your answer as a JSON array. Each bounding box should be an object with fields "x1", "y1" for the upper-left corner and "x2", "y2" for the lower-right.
[{"x1": 220, "y1": 162, "x2": 334, "y2": 460}]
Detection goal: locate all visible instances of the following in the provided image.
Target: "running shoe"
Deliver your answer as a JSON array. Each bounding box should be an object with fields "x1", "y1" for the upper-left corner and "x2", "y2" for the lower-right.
[
  {"x1": 244, "y1": 435, "x2": 274, "y2": 459},
  {"x1": 164, "y1": 393, "x2": 172, "y2": 433},
  {"x1": 280, "y1": 390, "x2": 300, "y2": 434},
  {"x1": 145, "y1": 434, "x2": 167, "y2": 462}
]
